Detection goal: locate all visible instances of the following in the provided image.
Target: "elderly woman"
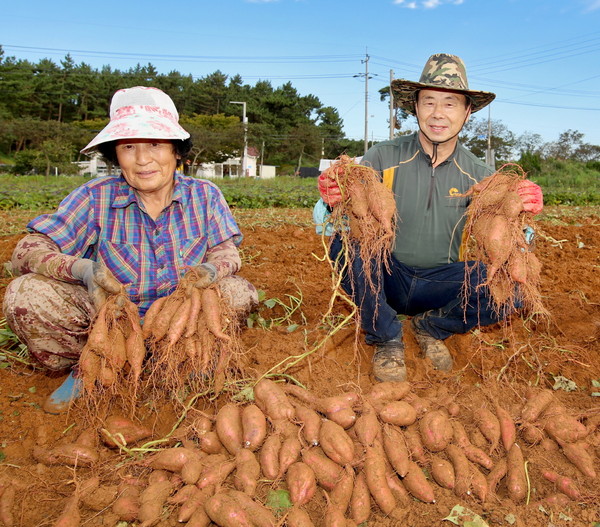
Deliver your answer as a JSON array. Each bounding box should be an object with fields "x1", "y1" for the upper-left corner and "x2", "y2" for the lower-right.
[{"x1": 3, "y1": 86, "x2": 258, "y2": 413}]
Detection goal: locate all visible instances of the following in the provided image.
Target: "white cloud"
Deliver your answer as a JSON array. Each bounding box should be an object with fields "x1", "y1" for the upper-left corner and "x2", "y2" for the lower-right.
[{"x1": 393, "y1": 0, "x2": 463, "y2": 8}]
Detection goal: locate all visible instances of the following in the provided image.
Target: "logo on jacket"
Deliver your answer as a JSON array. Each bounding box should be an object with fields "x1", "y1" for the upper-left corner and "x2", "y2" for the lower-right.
[{"x1": 448, "y1": 187, "x2": 460, "y2": 196}]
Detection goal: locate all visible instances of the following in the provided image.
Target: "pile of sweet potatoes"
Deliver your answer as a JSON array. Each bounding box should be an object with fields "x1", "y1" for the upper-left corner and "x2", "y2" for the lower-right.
[
  {"x1": 79, "y1": 271, "x2": 238, "y2": 416},
  {"x1": 29, "y1": 380, "x2": 599, "y2": 526},
  {"x1": 462, "y1": 165, "x2": 546, "y2": 316},
  {"x1": 322, "y1": 155, "x2": 398, "y2": 292}
]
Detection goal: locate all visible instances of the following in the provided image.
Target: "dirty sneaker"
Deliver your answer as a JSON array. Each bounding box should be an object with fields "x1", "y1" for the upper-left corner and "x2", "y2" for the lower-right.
[
  {"x1": 372, "y1": 336, "x2": 407, "y2": 382},
  {"x1": 410, "y1": 316, "x2": 453, "y2": 372}
]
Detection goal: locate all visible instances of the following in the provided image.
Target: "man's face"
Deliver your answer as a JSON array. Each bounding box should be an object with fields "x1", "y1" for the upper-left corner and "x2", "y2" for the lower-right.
[{"x1": 415, "y1": 89, "x2": 471, "y2": 144}]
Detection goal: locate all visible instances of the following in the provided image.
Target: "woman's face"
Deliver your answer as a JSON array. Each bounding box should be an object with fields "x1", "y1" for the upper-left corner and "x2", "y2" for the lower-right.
[{"x1": 115, "y1": 139, "x2": 178, "y2": 197}]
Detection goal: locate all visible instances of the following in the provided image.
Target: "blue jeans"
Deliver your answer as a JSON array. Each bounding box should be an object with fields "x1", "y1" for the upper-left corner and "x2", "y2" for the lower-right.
[{"x1": 330, "y1": 236, "x2": 512, "y2": 344}]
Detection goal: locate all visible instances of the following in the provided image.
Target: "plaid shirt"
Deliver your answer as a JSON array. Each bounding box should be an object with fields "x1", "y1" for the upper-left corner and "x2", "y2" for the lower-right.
[{"x1": 28, "y1": 173, "x2": 241, "y2": 314}]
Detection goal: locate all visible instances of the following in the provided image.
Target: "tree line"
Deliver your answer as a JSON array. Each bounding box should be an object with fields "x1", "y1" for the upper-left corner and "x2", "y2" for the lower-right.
[{"x1": 0, "y1": 46, "x2": 598, "y2": 177}]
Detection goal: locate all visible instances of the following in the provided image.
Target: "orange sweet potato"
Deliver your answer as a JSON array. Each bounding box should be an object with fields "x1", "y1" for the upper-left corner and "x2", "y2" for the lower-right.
[
  {"x1": 473, "y1": 407, "x2": 501, "y2": 453},
  {"x1": 495, "y1": 404, "x2": 516, "y2": 451},
  {"x1": 541, "y1": 470, "x2": 582, "y2": 501},
  {"x1": 201, "y1": 287, "x2": 231, "y2": 341},
  {"x1": 365, "y1": 381, "x2": 411, "y2": 405},
  {"x1": 364, "y1": 445, "x2": 396, "y2": 514},
  {"x1": 560, "y1": 441, "x2": 596, "y2": 478},
  {"x1": 506, "y1": 443, "x2": 527, "y2": 503},
  {"x1": 419, "y1": 410, "x2": 453, "y2": 453},
  {"x1": 404, "y1": 425, "x2": 428, "y2": 465},
  {"x1": 319, "y1": 419, "x2": 355, "y2": 466},
  {"x1": 197, "y1": 458, "x2": 237, "y2": 489},
  {"x1": 142, "y1": 296, "x2": 167, "y2": 339},
  {"x1": 382, "y1": 423, "x2": 410, "y2": 477},
  {"x1": 112, "y1": 485, "x2": 140, "y2": 522},
  {"x1": 469, "y1": 463, "x2": 489, "y2": 502},
  {"x1": 402, "y1": 461, "x2": 435, "y2": 503},
  {"x1": 259, "y1": 434, "x2": 282, "y2": 480},
  {"x1": 429, "y1": 455, "x2": 455, "y2": 490},
  {"x1": 330, "y1": 465, "x2": 354, "y2": 512},
  {"x1": 227, "y1": 490, "x2": 278, "y2": 527},
  {"x1": 301, "y1": 447, "x2": 343, "y2": 491},
  {"x1": 253, "y1": 379, "x2": 295, "y2": 422},
  {"x1": 378, "y1": 400, "x2": 417, "y2": 426},
  {"x1": 445, "y1": 444, "x2": 471, "y2": 498},
  {"x1": 101, "y1": 415, "x2": 152, "y2": 448},
  {"x1": 146, "y1": 447, "x2": 199, "y2": 472},
  {"x1": 204, "y1": 492, "x2": 253, "y2": 527},
  {"x1": 286, "y1": 506, "x2": 315, "y2": 527},
  {"x1": 215, "y1": 403, "x2": 243, "y2": 455},
  {"x1": 137, "y1": 480, "x2": 173, "y2": 527},
  {"x1": 234, "y1": 448, "x2": 261, "y2": 496},
  {"x1": 241, "y1": 404, "x2": 267, "y2": 452},
  {"x1": 350, "y1": 471, "x2": 371, "y2": 524},
  {"x1": 486, "y1": 457, "x2": 508, "y2": 497},
  {"x1": 293, "y1": 403, "x2": 321, "y2": 446},
  {"x1": 521, "y1": 389, "x2": 554, "y2": 422},
  {"x1": 353, "y1": 402, "x2": 381, "y2": 447},
  {"x1": 286, "y1": 462, "x2": 317, "y2": 506},
  {"x1": 278, "y1": 436, "x2": 302, "y2": 479}
]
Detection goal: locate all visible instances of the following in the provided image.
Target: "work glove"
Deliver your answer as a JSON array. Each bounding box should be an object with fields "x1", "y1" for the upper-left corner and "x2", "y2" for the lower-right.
[
  {"x1": 193, "y1": 263, "x2": 217, "y2": 289},
  {"x1": 71, "y1": 259, "x2": 122, "y2": 310},
  {"x1": 318, "y1": 172, "x2": 343, "y2": 206},
  {"x1": 516, "y1": 180, "x2": 544, "y2": 215}
]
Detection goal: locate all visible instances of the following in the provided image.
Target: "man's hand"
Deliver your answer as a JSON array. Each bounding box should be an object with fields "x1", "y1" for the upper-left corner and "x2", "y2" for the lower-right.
[
  {"x1": 318, "y1": 172, "x2": 342, "y2": 206},
  {"x1": 72, "y1": 259, "x2": 121, "y2": 309},
  {"x1": 517, "y1": 180, "x2": 544, "y2": 215},
  {"x1": 193, "y1": 263, "x2": 217, "y2": 289}
]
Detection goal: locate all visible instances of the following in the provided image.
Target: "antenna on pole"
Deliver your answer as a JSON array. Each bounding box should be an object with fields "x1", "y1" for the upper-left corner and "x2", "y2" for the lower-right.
[{"x1": 389, "y1": 69, "x2": 395, "y2": 140}]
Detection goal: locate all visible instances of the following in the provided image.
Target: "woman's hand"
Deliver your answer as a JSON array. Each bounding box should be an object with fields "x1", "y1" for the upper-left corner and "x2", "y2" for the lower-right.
[{"x1": 72, "y1": 259, "x2": 121, "y2": 309}]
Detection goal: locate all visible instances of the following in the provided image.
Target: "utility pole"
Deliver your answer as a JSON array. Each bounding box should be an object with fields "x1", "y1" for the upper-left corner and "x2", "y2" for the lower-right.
[
  {"x1": 230, "y1": 101, "x2": 248, "y2": 177},
  {"x1": 363, "y1": 53, "x2": 370, "y2": 155},
  {"x1": 389, "y1": 69, "x2": 395, "y2": 140}
]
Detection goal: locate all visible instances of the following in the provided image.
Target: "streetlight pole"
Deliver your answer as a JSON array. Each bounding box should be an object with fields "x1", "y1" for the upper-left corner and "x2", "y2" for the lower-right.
[{"x1": 230, "y1": 101, "x2": 248, "y2": 177}]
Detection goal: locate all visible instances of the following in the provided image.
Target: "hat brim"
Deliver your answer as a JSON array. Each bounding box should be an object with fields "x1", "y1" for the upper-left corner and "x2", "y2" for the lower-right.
[
  {"x1": 391, "y1": 79, "x2": 496, "y2": 115},
  {"x1": 81, "y1": 113, "x2": 190, "y2": 155}
]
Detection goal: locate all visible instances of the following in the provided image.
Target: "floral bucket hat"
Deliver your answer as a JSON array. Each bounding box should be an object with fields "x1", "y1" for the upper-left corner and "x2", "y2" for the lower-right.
[
  {"x1": 391, "y1": 53, "x2": 496, "y2": 115},
  {"x1": 81, "y1": 86, "x2": 190, "y2": 154}
]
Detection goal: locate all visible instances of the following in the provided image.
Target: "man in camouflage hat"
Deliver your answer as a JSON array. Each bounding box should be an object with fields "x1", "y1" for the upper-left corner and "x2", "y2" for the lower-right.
[{"x1": 315, "y1": 53, "x2": 543, "y2": 382}]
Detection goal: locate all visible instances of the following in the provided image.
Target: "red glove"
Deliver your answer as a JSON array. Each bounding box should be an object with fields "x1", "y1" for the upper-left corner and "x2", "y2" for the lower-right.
[
  {"x1": 318, "y1": 172, "x2": 342, "y2": 206},
  {"x1": 516, "y1": 180, "x2": 543, "y2": 215}
]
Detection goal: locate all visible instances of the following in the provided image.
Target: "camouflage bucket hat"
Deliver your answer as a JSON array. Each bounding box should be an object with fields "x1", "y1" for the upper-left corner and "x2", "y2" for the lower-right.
[{"x1": 391, "y1": 53, "x2": 496, "y2": 115}]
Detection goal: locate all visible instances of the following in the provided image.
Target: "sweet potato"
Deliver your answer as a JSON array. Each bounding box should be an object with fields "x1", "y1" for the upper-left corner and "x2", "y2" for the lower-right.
[
  {"x1": 364, "y1": 445, "x2": 396, "y2": 514},
  {"x1": 138, "y1": 480, "x2": 173, "y2": 527},
  {"x1": 521, "y1": 389, "x2": 554, "y2": 422},
  {"x1": 253, "y1": 378, "x2": 295, "y2": 421},
  {"x1": 382, "y1": 423, "x2": 410, "y2": 477},
  {"x1": 287, "y1": 506, "x2": 315, "y2": 527},
  {"x1": 560, "y1": 441, "x2": 597, "y2": 478},
  {"x1": 543, "y1": 413, "x2": 588, "y2": 444},
  {"x1": 259, "y1": 433, "x2": 282, "y2": 480},
  {"x1": 353, "y1": 401, "x2": 381, "y2": 447},
  {"x1": 520, "y1": 423, "x2": 545, "y2": 445},
  {"x1": 204, "y1": 492, "x2": 253, "y2": 527},
  {"x1": 445, "y1": 444, "x2": 471, "y2": 498},
  {"x1": 301, "y1": 447, "x2": 343, "y2": 491},
  {"x1": 495, "y1": 404, "x2": 516, "y2": 451},
  {"x1": 0, "y1": 485, "x2": 15, "y2": 527},
  {"x1": 215, "y1": 403, "x2": 243, "y2": 455},
  {"x1": 52, "y1": 494, "x2": 80, "y2": 527},
  {"x1": 482, "y1": 215, "x2": 512, "y2": 279},
  {"x1": 293, "y1": 403, "x2": 321, "y2": 446},
  {"x1": 451, "y1": 421, "x2": 494, "y2": 469},
  {"x1": 365, "y1": 381, "x2": 411, "y2": 405},
  {"x1": 404, "y1": 425, "x2": 428, "y2": 465},
  {"x1": 81, "y1": 484, "x2": 119, "y2": 512},
  {"x1": 385, "y1": 471, "x2": 411, "y2": 507},
  {"x1": 201, "y1": 287, "x2": 231, "y2": 340},
  {"x1": 330, "y1": 465, "x2": 354, "y2": 513},
  {"x1": 112, "y1": 485, "x2": 140, "y2": 522},
  {"x1": 535, "y1": 493, "x2": 571, "y2": 508},
  {"x1": 350, "y1": 471, "x2": 371, "y2": 524},
  {"x1": 487, "y1": 457, "x2": 508, "y2": 497},
  {"x1": 227, "y1": 490, "x2": 278, "y2": 527},
  {"x1": 419, "y1": 410, "x2": 453, "y2": 452},
  {"x1": 241, "y1": 404, "x2": 267, "y2": 451},
  {"x1": 142, "y1": 296, "x2": 167, "y2": 338},
  {"x1": 469, "y1": 463, "x2": 489, "y2": 502},
  {"x1": 320, "y1": 419, "x2": 355, "y2": 466},
  {"x1": 101, "y1": 415, "x2": 152, "y2": 448},
  {"x1": 181, "y1": 454, "x2": 206, "y2": 485},
  {"x1": 46, "y1": 443, "x2": 99, "y2": 467},
  {"x1": 378, "y1": 400, "x2": 417, "y2": 426},
  {"x1": 429, "y1": 455, "x2": 455, "y2": 490},
  {"x1": 199, "y1": 431, "x2": 226, "y2": 455},
  {"x1": 541, "y1": 470, "x2": 582, "y2": 501},
  {"x1": 184, "y1": 286, "x2": 202, "y2": 338},
  {"x1": 325, "y1": 406, "x2": 357, "y2": 429},
  {"x1": 151, "y1": 296, "x2": 183, "y2": 341},
  {"x1": 473, "y1": 407, "x2": 501, "y2": 453},
  {"x1": 146, "y1": 447, "x2": 199, "y2": 472},
  {"x1": 125, "y1": 327, "x2": 146, "y2": 385},
  {"x1": 506, "y1": 443, "x2": 527, "y2": 503},
  {"x1": 166, "y1": 296, "x2": 192, "y2": 347},
  {"x1": 234, "y1": 448, "x2": 261, "y2": 496},
  {"x1": 402, "y1": 462, "x2": 435, "y2": 503},
  {"x1": 177, "y1": 486, "x2": 214, "y2": 523},
  {"x1": 278, "y1": 436, "x2": 302, "y2": 478},
  {"x1": 197, "y1": 458, "x2": 237, "y2": 489},
  {"x1": 168, "y1": 484, "x2": 198, "y2": 505},
  {"x1": 286, "y1": 462, "x2": 317, "y2": 506},
  {"x1": 324, "y1": 503, "x2": 348, "y2": 527}
]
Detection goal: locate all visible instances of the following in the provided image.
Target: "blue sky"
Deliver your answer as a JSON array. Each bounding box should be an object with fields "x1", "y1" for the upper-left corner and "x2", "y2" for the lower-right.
[{"x1": 2, "y1": 0, "x2": 600, "y2": 148}]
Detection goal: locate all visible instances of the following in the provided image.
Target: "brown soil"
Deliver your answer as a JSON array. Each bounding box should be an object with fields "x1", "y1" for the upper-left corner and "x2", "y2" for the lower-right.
[{"x1": 0, "y1": 207, "x2": 599, "y2": 526}]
